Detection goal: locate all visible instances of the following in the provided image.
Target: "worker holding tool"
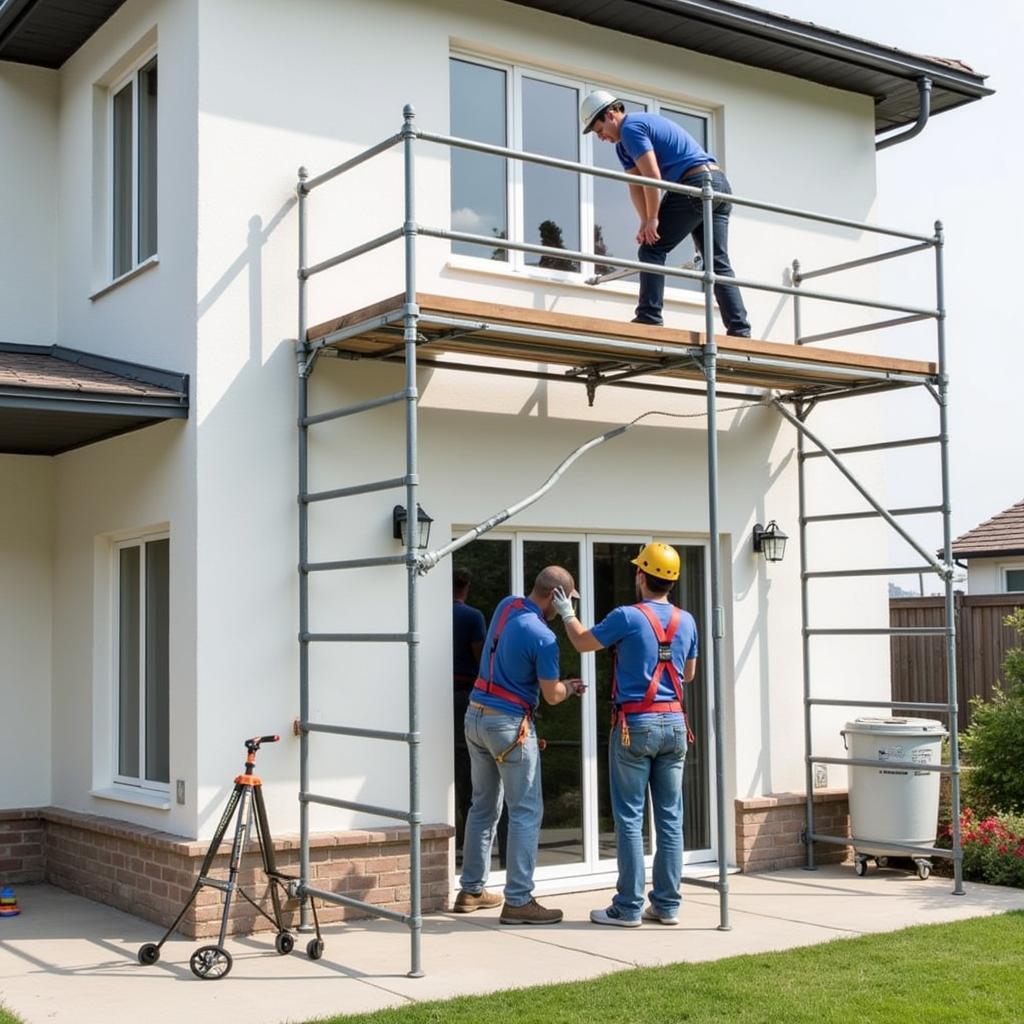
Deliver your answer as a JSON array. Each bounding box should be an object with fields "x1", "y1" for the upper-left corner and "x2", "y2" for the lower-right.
[
  {"x1": 580, "y1": 90, "x2": 751, "y2": 337},
  {"x1": 455, "y1": 565, "x2": 586, "y2": 925},
  {"x1": 553, "y1": 543, "x2": 698, "y2": 927}
]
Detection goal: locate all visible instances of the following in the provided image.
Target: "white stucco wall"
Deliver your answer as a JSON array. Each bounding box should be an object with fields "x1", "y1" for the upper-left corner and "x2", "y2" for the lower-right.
[
  {"x1": 0, "y1": 456, "x2": 55, "y2": 808},
  {"x1": 0, "y1": 62, "x2": 58, "y2": 344},
  {"x1": 966, "y1": 558, "x2": 1024, "y2": 595},
  {"x1": 190, "y1": 0, "x2": 893, "y2": 850}
]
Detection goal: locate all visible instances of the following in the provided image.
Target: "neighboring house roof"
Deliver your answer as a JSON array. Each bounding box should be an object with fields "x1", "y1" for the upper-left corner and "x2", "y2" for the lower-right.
[
  {"x1": 0, "y1": 0, "x2": 993, "y2": 135},
  {"x1": 0, "y1": 343, "x2": 188, "y2": 455},
  {"x1": 952, "y1": 499, "x2": 1024, "y2": 560}
]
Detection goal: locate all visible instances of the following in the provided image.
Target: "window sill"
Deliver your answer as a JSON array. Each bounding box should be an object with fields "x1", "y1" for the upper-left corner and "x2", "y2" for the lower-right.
[
  {"x1": 90, "y1": 255, "x2": 160, "y2": 301},
  {"x1": 91, "y1": 785, "x2": 171, "y2": 810},
  {"x1": 444, "y1": 254, "x2": 706, "y2": 310}
]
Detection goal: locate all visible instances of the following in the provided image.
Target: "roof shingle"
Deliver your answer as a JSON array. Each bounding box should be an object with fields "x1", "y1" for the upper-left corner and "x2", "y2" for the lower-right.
[{"x1": 952, "y1": 500, "x2": 1024, "y2": 558}]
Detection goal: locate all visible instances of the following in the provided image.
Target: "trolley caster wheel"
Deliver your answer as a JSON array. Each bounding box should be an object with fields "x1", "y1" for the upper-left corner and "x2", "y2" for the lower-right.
[
  {"x1": 137, "y1": 943, "x2": 160, "y2": 966},
  {"x1": 916, "y1": 861, "x2": 931, "y2": 881},
  {"x1": 306, "y1": 938, "x2": 325, "y2": 961},
  {"x1": 275, "y1": 931, "x2": 295, "y2": 955},
  {"x1": 189, "y1": 944, "x2": 233, "y2": 980},
  {"x1": 876, "y1": 856, "x2": 889, "y2": 869},
  {"x1": 854, "y1": 858, "x2": 867, "y2": 877}
]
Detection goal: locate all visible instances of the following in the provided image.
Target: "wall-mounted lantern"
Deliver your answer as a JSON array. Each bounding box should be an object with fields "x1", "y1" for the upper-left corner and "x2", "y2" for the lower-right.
[
  {"x1": 393, "y1": 504, "x2": 433, "y2": 550},
  {"x1": 752, "y1": 520, "x2": 788, "y2": 563}
]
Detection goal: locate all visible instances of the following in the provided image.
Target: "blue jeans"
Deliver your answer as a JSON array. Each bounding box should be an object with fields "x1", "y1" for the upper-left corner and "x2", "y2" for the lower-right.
[
  {"x1": 636, "y1": 170, "x2": 750, "y2": 336},
  {"x1": 459, "y1": 704, "x2": 542, "y2": 907},
  {"x1": 609, "y1": 713, "x2": 687, "y2": 921}
]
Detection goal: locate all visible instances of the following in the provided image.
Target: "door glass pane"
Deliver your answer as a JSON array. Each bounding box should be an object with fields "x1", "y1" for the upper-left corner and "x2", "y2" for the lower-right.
[
  {"x1": 145, "y1": 539, "x2": 170, "y2": 784},
  {"x1": 660, "y1": 108, "x2": 708, "y2": 294},
  {"x1": 522, "y1": 77, "x2": 579, "y2": 272},
  {"x1": 523, "y1": 540, "x2": 583, "y2": 865},
  {"x1": 592, "y1": 543, "x2": 652, "y2": 858},
  {"x1": 592, "y1": 99, "x2": 645, "y2": 277},
  {"x1": 450, "y1": 59, "x2": 508, "y2": 261},
  {"x1": 112, "y1": 81, "x2": 134, "y2": 278},
  {"x1": 118, "y1": 546, "x2": 140, "y2": 778},
  {"x1": 452, "y1": 538, "x2": 513, "y2": 867},
  {"x1": 138, "y1": 58, "x2": 158, "y2": 262}
]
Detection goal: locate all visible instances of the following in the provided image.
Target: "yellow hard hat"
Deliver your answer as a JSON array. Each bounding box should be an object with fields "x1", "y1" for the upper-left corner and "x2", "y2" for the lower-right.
[{"x1": 631, "y1": 542, "x2": 680, "y2": 581}]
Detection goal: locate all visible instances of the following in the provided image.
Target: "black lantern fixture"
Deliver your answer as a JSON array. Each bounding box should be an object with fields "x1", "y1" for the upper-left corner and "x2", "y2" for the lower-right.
[
  {"x1": 752, "y1": 520, "x2": 788, "y2": 563},
  {"x1": 393, "y1": 504, "x2": 433, "y2": 550}
]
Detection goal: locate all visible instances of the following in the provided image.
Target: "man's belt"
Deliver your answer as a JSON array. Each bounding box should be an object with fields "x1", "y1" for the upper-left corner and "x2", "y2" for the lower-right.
[{"x1": 680, "y1": 163, "x2": 721, "y2": 180}]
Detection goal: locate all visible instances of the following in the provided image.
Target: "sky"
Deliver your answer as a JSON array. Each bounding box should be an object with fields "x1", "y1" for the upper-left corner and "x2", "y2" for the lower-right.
[{"x1": 760, "y1": 1, "x2": 1024, "y2": 587}]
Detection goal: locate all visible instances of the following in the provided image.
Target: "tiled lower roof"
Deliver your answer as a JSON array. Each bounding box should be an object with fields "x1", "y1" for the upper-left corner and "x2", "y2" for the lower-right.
[
  {"x1": 0, "y1": 350, "x2": 182, "y2": 399},
  {"x1": 952, "y1": 499, "x2": 1024, "y2": 557}
]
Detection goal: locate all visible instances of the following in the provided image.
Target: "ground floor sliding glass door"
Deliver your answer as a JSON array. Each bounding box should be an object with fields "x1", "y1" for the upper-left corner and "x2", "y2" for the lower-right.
[{"x1": 452, "y1": 532, "x2": 714, "y2": 886}]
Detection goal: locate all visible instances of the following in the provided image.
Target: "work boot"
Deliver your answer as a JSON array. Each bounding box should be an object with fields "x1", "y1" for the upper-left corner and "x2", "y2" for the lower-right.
[
  {"x1": 500, "y1": 898, "x2": 563, "y2": 925},
  {"x1": 452, "y1": 889, "x2": 503, "y2": 913}
]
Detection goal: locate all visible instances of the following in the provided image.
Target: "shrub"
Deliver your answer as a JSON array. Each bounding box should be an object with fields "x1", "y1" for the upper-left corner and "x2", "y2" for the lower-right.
[{"x1": 942, "y1": 808, "x2": 1024, "y2": 888}]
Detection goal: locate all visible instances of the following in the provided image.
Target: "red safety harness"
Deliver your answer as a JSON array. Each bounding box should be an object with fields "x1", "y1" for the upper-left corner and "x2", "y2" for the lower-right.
[
  {"x1": 473, "y1": 599, "x2": 545, "y2": 762},
  {"x1": 612, "y1": 603, "x2": 694, "y2": 748}
]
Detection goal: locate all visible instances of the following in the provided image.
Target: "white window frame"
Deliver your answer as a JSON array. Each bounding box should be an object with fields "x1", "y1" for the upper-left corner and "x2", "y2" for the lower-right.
[
  {"x1": 112, "y1": 531, "x2": 170, "y2": 794},
  {"x1": 449, "y1": 51, "x2": 714, "y2": 290},
  {"x1": 1003, "y1": 564, "x2": 1024, "y2": 593},
  {"x1": 107, "y1": 47, "x2": 158, "y2": 283}
]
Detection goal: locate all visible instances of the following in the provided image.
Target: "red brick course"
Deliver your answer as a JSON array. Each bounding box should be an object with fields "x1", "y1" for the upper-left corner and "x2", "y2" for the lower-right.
[
  {"x1": 734, "y1": 790, "x2": 851, "y2": 872},
  {"x1": 0, "y1": 807, "x2": 453, "y2": 938}
]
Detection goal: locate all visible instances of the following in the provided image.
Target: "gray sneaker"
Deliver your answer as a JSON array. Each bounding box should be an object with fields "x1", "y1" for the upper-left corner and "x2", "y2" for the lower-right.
[
  {"x1": 590, "y1": 906, "x2": 642, "y2": 927},
  {"x1": 642, "y1": 905, "x2": 679, "y2": 926},
  {"x1": 500, "y1": 898, "x2": 563, "y2": 925},
  {"x1": 453, "y1": 889, "x2": 503, "y2": 913}
]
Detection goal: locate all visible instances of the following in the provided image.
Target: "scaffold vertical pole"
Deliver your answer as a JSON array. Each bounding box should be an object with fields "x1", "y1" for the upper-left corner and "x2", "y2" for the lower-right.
[
  {"x1": 296, "y1": 166, "x2": 312, "y2": 932},
  {"x1": 402, "y1": 104, "x2": 425, "y2": 975},
  {"x1": 934, "y1": 221, "x2": 964, "y2": 896},
  {"x1": 701, "y1": 172, "x2": 730, "y2": 931}
]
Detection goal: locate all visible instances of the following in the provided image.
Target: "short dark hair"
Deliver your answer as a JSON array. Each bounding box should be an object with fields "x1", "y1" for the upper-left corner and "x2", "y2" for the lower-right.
[
  {"x1": 453, "y1": 567, "x2": 472, "y2": 591},
  {"x1": 642, "y1": 571, "x2": 674, "y2": 596},
  {"x1": 603, "y1": 101, "x2": 625, "y2": 121}
]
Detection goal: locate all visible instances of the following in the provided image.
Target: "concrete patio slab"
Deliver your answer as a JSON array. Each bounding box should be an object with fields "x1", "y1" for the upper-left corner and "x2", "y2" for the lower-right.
[{"x1": 1, "y1": 867, "x2": 1021, "y2": 1024}]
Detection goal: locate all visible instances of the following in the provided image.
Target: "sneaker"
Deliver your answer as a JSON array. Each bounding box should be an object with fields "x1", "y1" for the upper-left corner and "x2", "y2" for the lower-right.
[
  {"x1": 590, "y1": 906, "x2": 642, "y2": 928},
  {"x1": 631, "y1": 316, "x2": 663, "y2": 326},
  {"x1": 453, "y1": 889, "x2": 503, "y2": 913},
  {"x1": 500, "y1": 898, "x2": 563, "y2": 925},
  {"x1": 642, "y1": 905, "x2": 679, "y2": 926}
]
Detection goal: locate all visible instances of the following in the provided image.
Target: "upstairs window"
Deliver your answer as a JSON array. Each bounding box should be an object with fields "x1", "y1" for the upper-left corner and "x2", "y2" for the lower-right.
[
  {"x1": 1005, "y1": 568, "x2": 1024, "y2": 592},
  {"x1": 111, "y1": 54, "x2": 158, "y2": 279},
  {"x1": 449, "y1": 55, "x2": 711, "y2": 291}
]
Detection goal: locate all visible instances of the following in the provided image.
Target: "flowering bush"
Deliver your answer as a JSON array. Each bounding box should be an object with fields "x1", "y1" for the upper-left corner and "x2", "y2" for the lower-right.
[{"x1": 940, "y1": 807, "x2": 1024, "y2": 887}]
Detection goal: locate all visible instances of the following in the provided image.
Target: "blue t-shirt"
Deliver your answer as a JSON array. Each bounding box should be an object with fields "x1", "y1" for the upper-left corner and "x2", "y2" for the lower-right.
[
  {"x1": 592, "y1": 601, "x2": 698, "y2": 710},
  {"x1": 452, "y1": 600, "x2": 486, "y2": 682},
  {"x1": 474, "y1": 596, "x2": 560, "y2": 715},
  {"x1": 615, "y1": 112, "x2": 715, "y2": 183}
]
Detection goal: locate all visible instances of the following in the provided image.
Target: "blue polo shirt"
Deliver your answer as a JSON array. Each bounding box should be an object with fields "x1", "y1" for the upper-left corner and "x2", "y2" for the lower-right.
[
  {"x1": 474, "y1": 596, "x2": 560, "y2": 715},
  {"x1": 615, "y1": 112, "x2": 715, "y2": 183},
  {"x1": 592, "y1": 601, "x2": 698, "y2": 708},
  {"x1": 453, "y1": 600, "x2": 486, "y2": 683}
]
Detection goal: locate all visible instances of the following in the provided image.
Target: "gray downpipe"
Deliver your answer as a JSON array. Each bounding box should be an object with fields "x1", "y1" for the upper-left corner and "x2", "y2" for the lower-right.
[{"x1": 876, "y1": 78, "x2": 932, "y2": 151}]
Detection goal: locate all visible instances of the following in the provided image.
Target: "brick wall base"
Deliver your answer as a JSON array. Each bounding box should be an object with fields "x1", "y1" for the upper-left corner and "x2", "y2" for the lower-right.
[
  {"x1": 0, "y1": 808, "x2": 453, "y2": 938},
  {"x1": 735, "y1": 790, "x2": 851, "y2": 872}
]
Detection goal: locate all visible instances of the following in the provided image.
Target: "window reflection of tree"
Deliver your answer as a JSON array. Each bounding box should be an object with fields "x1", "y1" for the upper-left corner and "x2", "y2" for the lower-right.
[{"x1": 536, "y1": 220, "x2": 580, "y2": 273}]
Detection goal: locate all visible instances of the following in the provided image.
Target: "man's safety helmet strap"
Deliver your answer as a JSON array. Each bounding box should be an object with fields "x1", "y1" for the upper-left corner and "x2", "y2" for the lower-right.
[
  {"x1": 580, "y1": 90, "x2": 619, "y2": 134},
  {"x1": 631, "y1": 542, "x2": 681, "y2": 581}
]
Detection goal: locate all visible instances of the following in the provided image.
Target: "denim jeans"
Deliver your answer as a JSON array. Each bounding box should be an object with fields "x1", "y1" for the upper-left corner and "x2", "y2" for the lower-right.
[
  {"x1": 609, "y1": 713, "x2": 687, "y2": 920},
  {"x1": 459, "y1": 704, "x2": 543, "y2": 907},
  {"x1": 636, "y1": 170, "x2": 750, "y2": 336}
]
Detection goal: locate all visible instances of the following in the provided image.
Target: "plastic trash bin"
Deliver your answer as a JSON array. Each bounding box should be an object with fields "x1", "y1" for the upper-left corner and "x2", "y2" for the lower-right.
[{"x1": 840, "y1": 716, "x2": 947, "y2": 879}]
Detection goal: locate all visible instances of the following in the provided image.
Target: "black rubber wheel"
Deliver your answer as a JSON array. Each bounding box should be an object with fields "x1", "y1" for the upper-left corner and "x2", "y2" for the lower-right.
[
  {"x1": 917, "y1": 862, "x2": 931, "y2": 881},
  {"x1": 137, "y1": 943, "x2": 160, "y2": 966},
  {"x1": 189, "y1": 944, "x2": 233, "y2": 980},
  {"x1": 306, "y1": 938, "x2": 325, "y2": 961},
  {"x1": 275, "y1": 931, "x2": 295, "y2": 955},
  {"x1": 854, "y1": 858, "x2": 867, "y2": 877}
]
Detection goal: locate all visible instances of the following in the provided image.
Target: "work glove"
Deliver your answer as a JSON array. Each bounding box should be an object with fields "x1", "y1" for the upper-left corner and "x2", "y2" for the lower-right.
[{"x1": 551, "y1": 586, "x2": 577, "y2": 622}]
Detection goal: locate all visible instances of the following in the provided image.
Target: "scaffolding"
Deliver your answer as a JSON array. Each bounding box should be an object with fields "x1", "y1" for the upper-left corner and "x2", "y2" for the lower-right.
[{"x1": 293, "y1": 104, "x2": 963, "y2": 977}]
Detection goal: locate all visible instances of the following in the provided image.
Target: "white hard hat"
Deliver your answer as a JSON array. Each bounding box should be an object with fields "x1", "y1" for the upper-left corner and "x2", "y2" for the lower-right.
[{"x1": 580, "y1": 90, "x2": 619, "y2": 134}]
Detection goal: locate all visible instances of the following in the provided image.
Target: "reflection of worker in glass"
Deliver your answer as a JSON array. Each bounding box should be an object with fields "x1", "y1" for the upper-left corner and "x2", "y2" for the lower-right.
[
  {"x1": 554, "y1": 543, "x2": 697, "y2": 927},
  {"x1": 452, "y1": 568, "x2": 486, "y2": 852}
]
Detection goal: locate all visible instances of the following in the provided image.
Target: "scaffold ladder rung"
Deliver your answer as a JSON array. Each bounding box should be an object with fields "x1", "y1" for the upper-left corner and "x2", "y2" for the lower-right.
[
  {"x1": 803, "y1": 565, "x2": 938, "y2": 579},
  {"x1": 803, "y1": 504, "x2": 943, "y2": 523},
  {"x1": 302, "y1": 792, "x2": 415, "y2": 823},
  {"x1": 301, "y1": 631, "x2": 415, "y2": 643},
  {"x1": 303, "y1": 476, "x2": 411, "y2": 503},
  {"x1": 800, "y1": 434, "x2": 940, "y2": 459}
]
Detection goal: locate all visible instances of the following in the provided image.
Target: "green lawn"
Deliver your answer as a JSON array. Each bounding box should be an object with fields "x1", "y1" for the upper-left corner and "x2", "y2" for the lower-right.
[{"x1": 312, "y1": 912, "x2": 1024, "y2": 1024}]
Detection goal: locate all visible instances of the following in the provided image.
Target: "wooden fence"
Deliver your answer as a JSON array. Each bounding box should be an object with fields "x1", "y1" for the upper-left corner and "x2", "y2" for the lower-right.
[{"x1": 890, "y1": 594, "x2": 1024, "y2": 728}]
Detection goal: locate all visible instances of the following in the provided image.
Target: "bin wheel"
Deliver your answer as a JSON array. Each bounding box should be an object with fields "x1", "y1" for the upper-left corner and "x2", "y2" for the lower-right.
[
  {"x1": 916, "y1": 861, "x2": 931, "y2": 881},
  {"x1": 876, "y1": 856, "x2": 889, "y2": 869},
  {"x1": 189, "y1": 944, "x2": 233, "y2": 980},
  {"x1": 275, "y1": 931, "x2": 295, "y2": 955},
  {"x1": 854, "y1": 858, "x2": 867, "y2": 877},
  {"x1": 306, "y1": 938, "x2": 325, "y2": 961},
  {"x1": 137, "y1": 943, "x2": 160, "y2": 966}
]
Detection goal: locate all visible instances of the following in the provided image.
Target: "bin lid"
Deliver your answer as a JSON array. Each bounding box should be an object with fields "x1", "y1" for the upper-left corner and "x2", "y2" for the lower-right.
[{"x1": 842, "y1": 716, "x2": 948, "y2": 737}]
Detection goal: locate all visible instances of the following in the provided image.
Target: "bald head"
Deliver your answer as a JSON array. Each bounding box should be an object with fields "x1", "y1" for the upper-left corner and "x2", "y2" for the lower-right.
[{"x1": 529, "y1": 566, "x2": 579, "y2": 620}]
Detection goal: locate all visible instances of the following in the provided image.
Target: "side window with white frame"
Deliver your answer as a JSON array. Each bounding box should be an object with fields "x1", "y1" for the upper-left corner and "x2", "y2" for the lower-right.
[
  {"x1": 115, "y1": 534, "x2": 169, "y2": 789},
  {"x1": 1005, "y1": 567, "x2": 1024, "y2": 592},
  {"x1": 449, "y1": 54, "x2": 711, "y2": 288},
  {"x1": 111, "y1": 53, "x2": 158, "y2": 279}
]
